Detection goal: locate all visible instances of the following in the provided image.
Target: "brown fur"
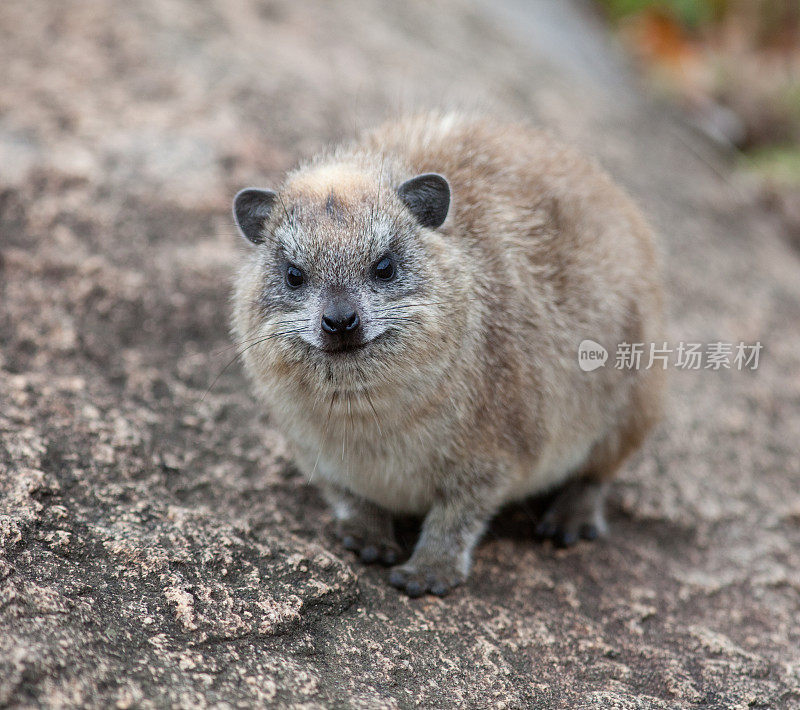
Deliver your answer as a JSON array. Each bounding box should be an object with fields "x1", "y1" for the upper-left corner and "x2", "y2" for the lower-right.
[{"x1": 231, "y1": 113, "x2": 665, "y2": 597}]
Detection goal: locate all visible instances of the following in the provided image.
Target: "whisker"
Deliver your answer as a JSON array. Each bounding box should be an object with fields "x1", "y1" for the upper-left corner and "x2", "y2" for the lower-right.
[
  {"x1": 341, "y1": 398, "x2": 346, "y2": 461},
  {"x1": 276, "y1": 193, "x2": 292, "y2": 224},
  {"x1": 361, "y1": 378, "x2": 383, "y2": 436},
  {"x1": 262, "y1": 317, "x2": 312, "y2": 329},
  {"x1": 214, "y1": 322, "x2": 311, "y2": 354},
  {"x1": 309, "y1": 391, "x2": 337, "y2": 484},
  {"x1": 373, "y1": 298, "x2": 474, "y2": 313},
  {"x1": 201, "y1": 329, "x2": 306, "y2": 400},
  {"x1": 222, "y1": 224, "x2": 282, "y2": 249},
  {"x1": 387, "y1": 202, "x2": 407, "y2": 236},
  {"x1": 370, "y1": 317, "x2": 413, "y2": 324},
  {"x1": 201, "y1": 338, "x2": 266, "y2": 401},
  {"x1": 344, "y1": 391, "x2": 352, "y2": 481},
  {"x1": 371, "y1": 154, "x2": 385, "y2": 241}
]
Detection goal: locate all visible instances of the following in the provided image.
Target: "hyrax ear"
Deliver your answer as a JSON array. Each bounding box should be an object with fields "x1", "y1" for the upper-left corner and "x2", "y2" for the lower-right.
[
  {"x1": 396, "y1": 173, "x2": 450, "y2": 229},
  {"x1": 232, "y1": 188, "x2": 277, "y2": 244}
]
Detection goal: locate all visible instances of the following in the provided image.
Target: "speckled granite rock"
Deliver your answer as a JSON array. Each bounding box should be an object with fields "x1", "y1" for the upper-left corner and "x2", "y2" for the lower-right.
[{"x1": 1, "y1": 0, "x2": 799, "y2": 707}]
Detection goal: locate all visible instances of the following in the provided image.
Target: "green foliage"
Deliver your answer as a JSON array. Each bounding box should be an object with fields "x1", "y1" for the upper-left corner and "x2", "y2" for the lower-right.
[
  {"x1": 597, "y1": 0, "x2": 722, "y2": 30},
  {"x1": 744, "y1": 145, "x2": 800, "y2": 184},
  {"x1": 782, "y1": 83, "x2": 800, "y2": 124}
]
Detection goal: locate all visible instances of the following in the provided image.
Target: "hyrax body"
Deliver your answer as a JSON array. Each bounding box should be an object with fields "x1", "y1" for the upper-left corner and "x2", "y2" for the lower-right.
[{"x1": 232, "y1": 114, "x2": 664, "y2": 597}]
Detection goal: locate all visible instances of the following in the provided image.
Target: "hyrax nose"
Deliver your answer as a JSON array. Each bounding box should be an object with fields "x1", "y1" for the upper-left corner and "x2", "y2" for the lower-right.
[{"x1": 321, "y1": 298, "x2": 360, "y2": 336}]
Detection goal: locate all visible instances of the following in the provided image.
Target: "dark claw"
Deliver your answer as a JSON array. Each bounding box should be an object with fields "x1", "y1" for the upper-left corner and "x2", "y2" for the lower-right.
[
  {"x1": 359, "y1": 545, "x2": 379, "y2": 563},
  {"x1": 342, "y1": 535, "x2": 359, "y2": 551},
  {"x1": 382, "y1": 548, "x2": 398, "y2": 565},
  {"x1": 554, "y1": 530, "x2": 578, "y2": 548},
  {"x1": 389, "y1": 570, "x2": 406, "y2": 588},
  {"x1": 580, "y1": 523, "x2": 599, "y2": 541},
  {"x1": 405, "y1": 580, "x2": 424, "y2": 598},
  {"x1": 535, "y1": 522, "x2": 556, "y2": 539},
  {"x1": 430, "y1": 582, "x2": 450, "y2": 597}
]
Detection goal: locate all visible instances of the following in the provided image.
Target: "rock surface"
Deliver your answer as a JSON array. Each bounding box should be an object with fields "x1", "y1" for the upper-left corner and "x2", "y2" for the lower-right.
[{"x1": 1, "y1": 0, "x2": 799, "y2": 707}]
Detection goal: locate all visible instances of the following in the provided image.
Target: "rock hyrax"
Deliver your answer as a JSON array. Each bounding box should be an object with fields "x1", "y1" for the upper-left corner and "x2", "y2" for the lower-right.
[{"x1": 232, "y1": 113, "x2": 664, "y2": 597}]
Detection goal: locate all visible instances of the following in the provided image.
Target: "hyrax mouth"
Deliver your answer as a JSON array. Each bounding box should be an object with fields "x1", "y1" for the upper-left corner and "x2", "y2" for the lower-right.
[
  {"x1": 321, "y1": 342, "x2": 368, "y2": 355},
  {"x1": 320, "y1": 334, "x2": 382, "y2": 356}
]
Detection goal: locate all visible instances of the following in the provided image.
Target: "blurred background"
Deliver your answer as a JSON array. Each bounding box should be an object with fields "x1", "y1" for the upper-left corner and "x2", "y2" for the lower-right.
[
  {"x1": 1, "y1": 1, "x2": 799, "y2": 707},
  {"x1": 597, "y1": 0, "x2": 800, "y2": 240}
]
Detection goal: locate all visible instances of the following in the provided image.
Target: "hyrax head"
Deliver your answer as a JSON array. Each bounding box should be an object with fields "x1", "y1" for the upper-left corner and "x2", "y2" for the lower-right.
[{"x1": 232, "y1": 160, "x2": 457, "y2": 391}]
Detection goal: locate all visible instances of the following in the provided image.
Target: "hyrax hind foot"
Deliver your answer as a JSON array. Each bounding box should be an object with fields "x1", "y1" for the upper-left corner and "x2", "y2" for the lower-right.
[
  {"x1": 339, "y1": 521, "x2": 401, "y2": 565},
  {"x1": 326, "y1": 486, "x2": 401, "y2": 565},
  {"x1": 536, "y1": 479, "x2": 609, "y2": 548},
  {"x1": 389, "y1": 558, "x2": 465, "y2": 598}
]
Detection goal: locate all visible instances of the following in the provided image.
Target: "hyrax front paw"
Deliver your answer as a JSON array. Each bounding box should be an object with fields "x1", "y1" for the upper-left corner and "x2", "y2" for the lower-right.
[
  {"x1": 336, "y1": 521, "x2": 401, "y2": 566},
  {"x1": 389, "y1": 560, "x2": 465, "y2": 598}
]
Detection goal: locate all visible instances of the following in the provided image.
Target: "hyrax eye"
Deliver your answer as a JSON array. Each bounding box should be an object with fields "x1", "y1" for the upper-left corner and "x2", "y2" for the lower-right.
[
  {"x1": 286, "y1": 264, "x2": 305, "y2": 289},
  {"x1": 373, "y1": 256, "x2": 396, "y2": 282}
]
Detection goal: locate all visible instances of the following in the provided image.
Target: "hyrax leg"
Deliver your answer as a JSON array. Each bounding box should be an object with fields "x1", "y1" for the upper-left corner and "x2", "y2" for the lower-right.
[
  {"x1": 536, "y1": 398, "x2": 656, "y2": 548},
  {"x1": 389, "y1": 477, "x2": 503, "y2": 598},
  {"x1": 535, "y1": 478, "x2": 609, "y2": 548},
  {"x1": 324, "y1": 484, "x2": 401, "y2": 565}
]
